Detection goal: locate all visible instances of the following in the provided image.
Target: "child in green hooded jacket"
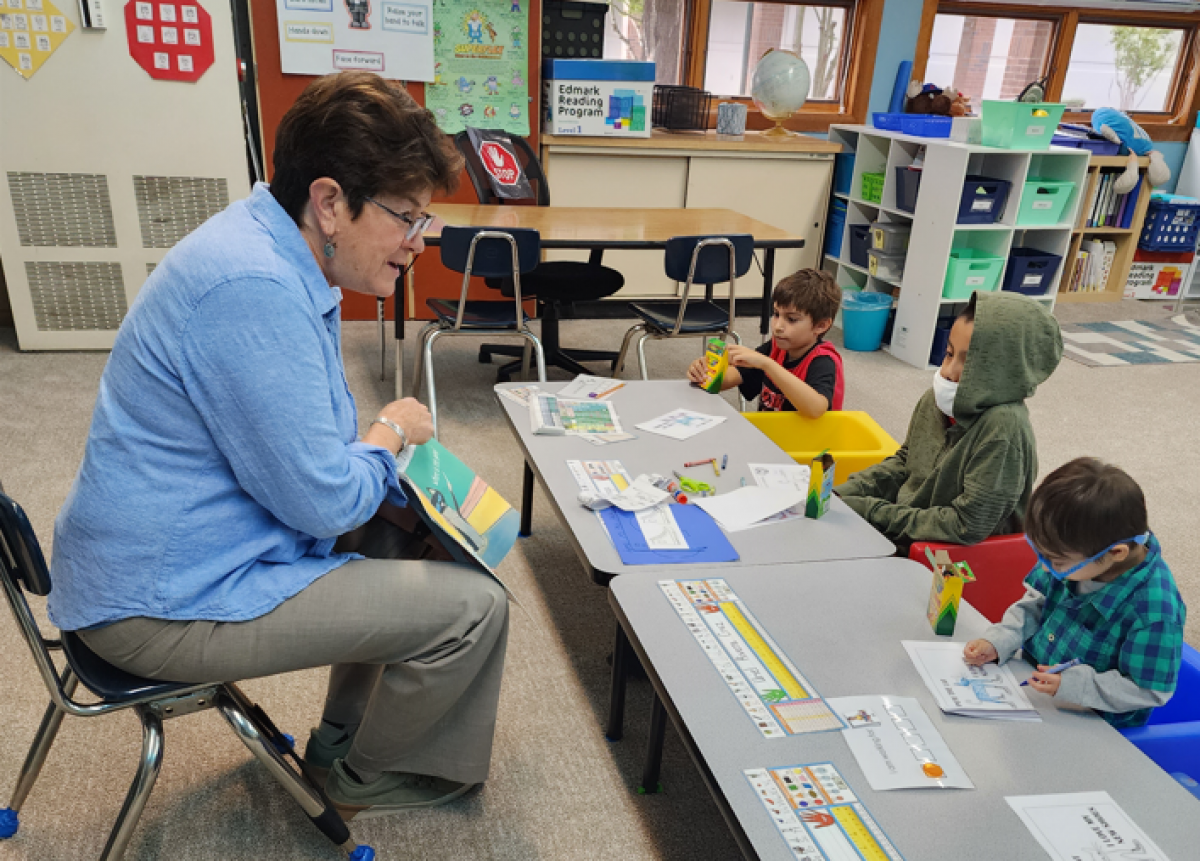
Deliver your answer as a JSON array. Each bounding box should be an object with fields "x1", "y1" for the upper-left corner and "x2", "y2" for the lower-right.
[{"x1": 835, "y1": 291, "x2": 1062, "y2": 549}]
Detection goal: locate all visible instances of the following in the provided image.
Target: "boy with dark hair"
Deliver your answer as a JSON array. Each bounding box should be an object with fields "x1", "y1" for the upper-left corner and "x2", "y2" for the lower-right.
[
  {"x1": 687, "y1": 269, "x2": 843, "y2": 417},
  {"x1": 835, "y1": 291, "x2": 1062, "y2": 548},
  {"x1": 964, "y1": 457, "x2": 1185, "y2": 728}
]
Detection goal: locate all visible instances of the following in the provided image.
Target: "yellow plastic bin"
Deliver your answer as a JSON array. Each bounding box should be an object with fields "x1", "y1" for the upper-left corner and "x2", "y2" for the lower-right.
[{"x1": 742, "y1": 411, "x2": 900, "y2": 478}]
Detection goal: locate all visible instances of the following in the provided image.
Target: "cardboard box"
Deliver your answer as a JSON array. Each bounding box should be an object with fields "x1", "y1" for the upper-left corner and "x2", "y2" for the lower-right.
[
  {"x1": 805, "y1": 451, "x2": 835, "y2": 519},
  {"x1": 542, "y1": 59, "x2": 653, "y2": 137},
  {"x1": 925, "y1": 548, "x2": 976, "y2": 636},
  {"x1": 1124, "y1": 249, "x2": 1194, "y2": 299}
]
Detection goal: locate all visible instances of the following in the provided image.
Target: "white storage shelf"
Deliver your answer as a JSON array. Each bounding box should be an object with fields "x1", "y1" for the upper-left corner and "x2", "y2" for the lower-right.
[{"x1": 825, "y1": 125, "x2": 1090, "y2": 369}]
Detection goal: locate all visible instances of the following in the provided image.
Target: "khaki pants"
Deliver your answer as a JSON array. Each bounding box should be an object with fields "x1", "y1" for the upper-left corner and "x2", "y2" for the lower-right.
[{"x1": 79, "y1": 516, "x2": 510, "y2": 785}]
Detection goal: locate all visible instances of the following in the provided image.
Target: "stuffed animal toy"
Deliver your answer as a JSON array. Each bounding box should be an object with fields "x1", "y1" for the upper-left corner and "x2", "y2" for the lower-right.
[
  {"x1": 1092, "y1": 108, "x2": 1171, "y2": 194},
  {"x1": 905, "y1": 82, "x2": 972, "y2": 117}
]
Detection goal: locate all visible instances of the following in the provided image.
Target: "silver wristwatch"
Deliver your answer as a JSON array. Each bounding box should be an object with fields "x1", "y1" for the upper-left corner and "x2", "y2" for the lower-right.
[{"x1": 371, "y1": 416, "x2": 408, "y2": 451}]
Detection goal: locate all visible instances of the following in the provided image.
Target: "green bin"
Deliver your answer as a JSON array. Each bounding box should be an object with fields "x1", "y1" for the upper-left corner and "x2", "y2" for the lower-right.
[
  {"x1": 1017, "y1": 179, "x2": 1075, "y2": 226},
  {"x1": 981, "y1": 101, "x2": 1065, "y2": 150},
  {"x1": 943, "y1": 249, "x2": 1004, "y2": 300},
  {"x1": 861, "y1": 171, "x2": 884, "y2": 204}
]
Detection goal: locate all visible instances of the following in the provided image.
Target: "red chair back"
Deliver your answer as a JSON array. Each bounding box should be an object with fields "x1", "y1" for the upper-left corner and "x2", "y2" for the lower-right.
[{"x1": 909, "y1": 534, "x2": 1036, "y2": 623}]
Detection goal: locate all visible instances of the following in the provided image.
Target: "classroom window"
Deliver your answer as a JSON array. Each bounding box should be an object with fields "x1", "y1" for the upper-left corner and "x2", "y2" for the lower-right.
[
  {"x1": 927, "y1": 14, "x2": 1055, "y2": 109},
  {"x1": 603, "y1": 0, "x2": 688, "y2": 85},
  {"x1": 1061, "y1": 24, "x2": 1187, "y2": 114}
]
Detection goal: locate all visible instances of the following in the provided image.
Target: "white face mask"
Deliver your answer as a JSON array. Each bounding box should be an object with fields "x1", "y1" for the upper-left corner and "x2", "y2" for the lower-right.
[{"x1": 932, "y1": 369, "x2": 958, "y2": 418}]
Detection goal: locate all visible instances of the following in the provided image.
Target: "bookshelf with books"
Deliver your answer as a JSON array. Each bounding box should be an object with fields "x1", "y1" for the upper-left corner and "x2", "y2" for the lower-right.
[{"x1": 1059, "y1": 155, "x2": 1153, "y2": 303}]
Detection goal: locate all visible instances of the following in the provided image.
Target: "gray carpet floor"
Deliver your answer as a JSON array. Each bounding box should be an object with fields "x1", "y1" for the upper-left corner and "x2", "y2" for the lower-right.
[{"x1": 0, "y1": 297, "x2": 1197, "y2": 859}]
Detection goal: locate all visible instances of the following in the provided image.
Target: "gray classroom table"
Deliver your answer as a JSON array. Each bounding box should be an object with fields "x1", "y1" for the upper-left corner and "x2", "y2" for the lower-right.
[
  {"x1": 608, "y1": 558, "x2": 1200, "y2": 861},
  {"x1": 495, "y1": 380, "x2": 895, "y2": 586}
]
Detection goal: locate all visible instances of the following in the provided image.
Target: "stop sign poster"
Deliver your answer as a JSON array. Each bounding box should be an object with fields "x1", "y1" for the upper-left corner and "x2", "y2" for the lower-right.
[
  {"x1": 125, "y1": 1, "x2": 214, "y2": 82},
  {"x1": 273, "y1": 0, "x2": 432, "y2": 81}
]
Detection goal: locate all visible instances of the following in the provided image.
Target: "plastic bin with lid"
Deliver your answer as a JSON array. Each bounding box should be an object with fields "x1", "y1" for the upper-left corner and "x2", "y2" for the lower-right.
[
  {"x1": 847, "y1": 224, "x2": 871, "y2": 267},
  {"x1": 1016, "y1": 179, "x2": 1075, "y2": 226},
  {"x1": 868, "y1": 249, "x2": 905, "y2": 282},
  {"x1": 943, "y1": 249, "x2": 1004, "y2": 300},
  {"x1": 1001, "y1": 247, "x2": 1062, "y2": 296},
  {"x1": 980, "y1": 101, "x2": 1066, "y2": 150},
  {"x1": 871, "y1": 222, "x2": 911, "y2": 254},
  {"x1": 957, "y1": 175, "x2": 1011, "y2": 224}
]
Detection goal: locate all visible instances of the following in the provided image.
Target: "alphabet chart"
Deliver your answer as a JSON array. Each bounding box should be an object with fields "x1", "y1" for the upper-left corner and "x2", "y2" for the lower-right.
[
  {"x1": 660, "y1": 579, "x2": 845, "y2": 737},
  {"x1": 745, "y1": 762, "x2": 906, "y2": 861},
  {"x1": 0, "y1": 0, "x2": 74, "y2": 80}
]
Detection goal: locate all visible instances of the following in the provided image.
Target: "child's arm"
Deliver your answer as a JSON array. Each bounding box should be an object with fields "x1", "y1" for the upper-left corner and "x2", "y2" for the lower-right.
[
  {"x1": 727, "y1": 345, "x2": 828, "y2": 418},
  {"x1": 1048, "y1": 620, "x2": 1181, "y2": 712},
  {"x1": 964, "y1": 585, "x2": 1046, "y2": 666},
  {"x1": 686, "y1": 356, "x2": 743, "y2": 391}
]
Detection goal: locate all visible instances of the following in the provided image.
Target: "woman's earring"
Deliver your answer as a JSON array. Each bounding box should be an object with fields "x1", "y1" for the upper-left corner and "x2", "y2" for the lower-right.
[{"x1": 323, "y1": 239, "x2": 336, "y2": 259}]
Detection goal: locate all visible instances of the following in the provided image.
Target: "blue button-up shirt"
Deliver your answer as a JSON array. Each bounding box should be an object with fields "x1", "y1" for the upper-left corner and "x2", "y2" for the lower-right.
[{"x1": 49, "y1": 184, "x2": 406, "y2": 631}]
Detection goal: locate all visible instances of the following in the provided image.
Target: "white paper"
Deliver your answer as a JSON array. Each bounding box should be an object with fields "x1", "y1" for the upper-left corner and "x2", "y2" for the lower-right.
[
  {"x1": 635, "y1": 408, "x2": 727, "y2": 441},
  {"x1": 556, "y1": 374, "x2": 624, "y2": 400},
  {"x1": 497, "y1": 385, "x2": 541, "y2": 409},
  {"x1": 635, "y1": 504, "x2": 688, "y2": 549},
  {"x1": 583, "y1": 474, "x2": 669, "y2": 513},
  {"x1": 580, "y1": 432, "x2": 637, "y2": 446},
  {"x1": 693, "y1": 486, "x2": 804, "y2": 532},
  {"x1": 903, "y1": 641, "x2": 1040, "y2": 721},
  {"x1": 827, "y1": 695, "x2": 974, "y2": 791},
  {"x1": 1007, "y1": 792, "x2": 1171, "y2": 861},
  {"x1": 747, "y1": 462, "x2": 812, "y2": 528},
  {"x1": 567, "y1": 460, "x2": 631, "y2": 500},
  {"x1": 275, "y1": 0, "x2": 433, "y2": 81}
]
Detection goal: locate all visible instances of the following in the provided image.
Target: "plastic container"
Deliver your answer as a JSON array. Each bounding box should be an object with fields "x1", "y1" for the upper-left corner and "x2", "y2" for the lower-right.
[
  {"x1": 543, "y1": 0, "x2": 608, "y2": 58},
  {"x1": 980, "y1": 101, "x2": 1066, "y2": 150},
  {"x1": 833, "y1": 152, "x2": 855, "y2": 195},
  {"x1": 957, "y1": 175, "x2": 1011, "y2": 225},
  {"x1": 861, "y1": 171, "x2": 884, "y2": 204},
  {"x1": 840, "y1": 291, "x2": 893, "y2": 352},
  {"x1": 895, "y1": 166, "x2": 922, "y2": 213},
  {"x1": 652, "y1": 85, "x2": 712, "y2": 131},
  {"x1": 741, "y1": 410, "x2": 901, "y2": 477},
  {"x1": 943, "y1": 249, "x2": 1005, "y2": 300},
  {"x1": 825, "y1": 200, "x2": 847, "y2": 258},
  {"x1": 871, "y1": 221, "x2": 911, "y2": 254},
  {"x1": 847, "y1": 224, "x2": 872, "y2": 267},
  {"x1": 1016, "y1": 179, "x2": 1075, "y2": 226},
  {"x1": 899, "y1": 114, "x2": 952, "y2": 138},
  {"x1": 1139, "y1": 194, "x2": 1200, "y2": 251},
  {"x1": 1001, "y1": 247, "x2": 1063, "y2": 296},
  {"x1": 868, "y1": 249, "x2": 905, "y2": 282},
  {"x1": 872, "y1": 112, "x2": 904, "y2": 131},
  {"x1": 1051, "y1": 131, "x2": 1121, "y2": 156}
]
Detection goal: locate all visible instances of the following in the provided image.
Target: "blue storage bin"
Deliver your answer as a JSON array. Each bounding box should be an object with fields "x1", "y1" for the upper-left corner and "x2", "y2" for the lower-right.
[
  {"x1": 825, "y1": 200, "x2": 847, "y2": 258},
  {"x1": 1001, "y1": 247, "x2": 1063, "y2": 296},
  {"x1": 929, "y1": 319, "x2": 954, "y2": 365},
  {"x1": 899, "y1": 114, "x2": 952, "y2": 138},
  {"x1": 848, "y1": 224, "x2": 871, "y2": 268},
  {"x1": 833, "y1": 152, "x2": 855, "y2": 196},
  {"x1": 872, "y1": 112, "x2": 904, "y2": 131},
  {"x1": 1139, "y1": 194, "x2": 1200, "y2": 252},
  {"x1": 958, "y1": 175, "x2": 1011, "y2": 225},
  {"x1": 894, "y1": 166, "x2": 922, "y2": 213},
  {"x1": 1051, "y1": 130, "x2": 1121, "y2": 156}
]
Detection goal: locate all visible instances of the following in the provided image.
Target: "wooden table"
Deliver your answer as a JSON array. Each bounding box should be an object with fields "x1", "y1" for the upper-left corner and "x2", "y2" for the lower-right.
[{"x1": 394, "y1": 205, "x2": 805, "y2": 397}]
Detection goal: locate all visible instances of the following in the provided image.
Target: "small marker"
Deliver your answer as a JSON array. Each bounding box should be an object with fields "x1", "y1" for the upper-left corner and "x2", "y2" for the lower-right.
[
  {"x1": 684, "y1": 459, "x2": 710, "y2": 468},
  {"x1": 721, "y1": 454, "x2": 728, "y2": 470},
  {"x1": 740, "y1": 476, "x2": 747, "y2": 487},
  {"x1": 1021, "y1": 658, "x2": 1081, "y2": 686},
  {"x1": 712, "y1": 459, "x2": 720, "y2": 476}
]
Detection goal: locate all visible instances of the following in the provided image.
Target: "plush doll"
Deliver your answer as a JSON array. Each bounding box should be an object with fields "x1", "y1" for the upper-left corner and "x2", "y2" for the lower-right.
[
  {"x1": 1092, "y1": 108, "x2": 1171, "y2": 194},
  {"x1": 905, "y1": 82, "x2": 952, "y2": 116}
]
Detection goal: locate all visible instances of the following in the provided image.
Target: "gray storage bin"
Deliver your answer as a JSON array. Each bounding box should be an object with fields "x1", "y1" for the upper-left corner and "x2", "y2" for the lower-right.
[
  {"x1": 868, "y1": 249, "x2": 905, "y2": 282},
  {"x1": 871, "y1": 222, "x2": 911, "y2": 254}
]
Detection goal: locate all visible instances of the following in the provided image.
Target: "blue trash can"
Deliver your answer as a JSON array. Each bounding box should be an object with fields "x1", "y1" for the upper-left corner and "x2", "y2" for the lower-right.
[{"x1": 841, "y1": 291, "x2": 893, "y2": 352}]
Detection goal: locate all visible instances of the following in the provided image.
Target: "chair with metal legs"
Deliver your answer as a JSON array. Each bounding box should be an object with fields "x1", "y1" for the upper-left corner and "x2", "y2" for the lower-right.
[
  {"x1": 0, "y1": 491, "x2": 375, "y2": 861},
  {"x1": 412, "y1": 226, "x2": 546, "y2": 438},
  {"x1": 613, "y1": 235, "x2": 754, "y2": 381}
]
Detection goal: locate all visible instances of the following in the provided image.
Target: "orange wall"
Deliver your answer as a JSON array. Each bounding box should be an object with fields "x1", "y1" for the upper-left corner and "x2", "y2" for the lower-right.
[{"x1": 247, "y1": 0, "x2": 542, "y2": 320}]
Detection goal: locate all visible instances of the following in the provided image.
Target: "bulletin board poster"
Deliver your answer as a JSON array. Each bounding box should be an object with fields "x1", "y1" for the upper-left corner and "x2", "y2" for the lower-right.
[
  {"x1": 425, "y1": 0, "x2": 529, "y2": 136},
  {"x1": 274, "y1": 0, "x2": 434, "y2": 80},
  {"x1": 0, "y1": 0, "x2": 75, "y2": 80}
]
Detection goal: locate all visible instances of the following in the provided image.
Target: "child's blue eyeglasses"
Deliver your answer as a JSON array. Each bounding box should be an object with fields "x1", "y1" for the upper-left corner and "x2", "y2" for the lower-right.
[{"x1": 1026, "y1": 533, "x2": 1150, "y2": 581}]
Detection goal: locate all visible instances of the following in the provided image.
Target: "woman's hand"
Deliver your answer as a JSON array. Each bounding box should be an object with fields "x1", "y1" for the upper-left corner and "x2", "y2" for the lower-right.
[
  {"x1": 365, "y1": 398, "x2": 434, "y2": 452},
  {"x1": 963, "y1": 639, "x2": 998, "y2": 666},
  {"x1": 726, "y1": 344, "x2": 768, "y2": 370},
  {"x1": 687, "y1": 357, "x2": 708, "y2": 384}
]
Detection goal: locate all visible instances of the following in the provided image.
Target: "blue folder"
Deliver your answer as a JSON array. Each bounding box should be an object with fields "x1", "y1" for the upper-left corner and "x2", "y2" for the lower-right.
[{"x1": 599, "y1": 503, "x2": 739, "y2": 565}]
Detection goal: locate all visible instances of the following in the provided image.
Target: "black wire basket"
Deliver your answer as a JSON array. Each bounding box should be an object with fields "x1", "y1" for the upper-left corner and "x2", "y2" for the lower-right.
[{"x1": 652, "y1": 85, "x2": 713, "y2": 131}]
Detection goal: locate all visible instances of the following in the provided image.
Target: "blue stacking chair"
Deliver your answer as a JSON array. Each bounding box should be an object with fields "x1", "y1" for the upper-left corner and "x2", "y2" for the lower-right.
[
  {"x1": 413, "y1": 226, "x2": 547, "y2": 438},
  {"x1": 613, "y1": 234, "x2": 754, "y2": 380},
  {"x1": 1121, "y1": 642, "x2": 1200, "y2": 792},
  {"x1": 0, "y1": 491, "x2": 375, "y2": 861}
]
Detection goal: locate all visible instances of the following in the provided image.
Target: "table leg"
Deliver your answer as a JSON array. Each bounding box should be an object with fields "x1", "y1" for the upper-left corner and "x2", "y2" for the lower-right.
[
  {"x1": 759, "y1": 248, "x2": 776, "y2": 341},
  {"x1": 520, "y1": 461, "x2": 534, "y2": 537},
  {"x1": 606, "y1": 621, "x2": 629, "y2": 742},
  {"x1": 639, "y1": 692, "x2": 667, "y2": 795}
]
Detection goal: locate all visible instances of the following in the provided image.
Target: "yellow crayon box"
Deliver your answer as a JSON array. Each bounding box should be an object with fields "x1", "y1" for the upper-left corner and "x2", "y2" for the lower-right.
[
  {"x1": 925, "y1": 547, "x2": 976, "y2": 636},
  {"x1": 700, "y1": 336, "x2": 729, "y2": 393},
  {"x1": 804, "y1": 450, "x2": 836, "y2": 519}
]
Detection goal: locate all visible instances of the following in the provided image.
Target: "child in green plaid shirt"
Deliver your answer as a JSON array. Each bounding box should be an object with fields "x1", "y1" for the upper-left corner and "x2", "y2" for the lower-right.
[{"x1": 963, "y1": 457, "x2": 1186, "y2": 728}]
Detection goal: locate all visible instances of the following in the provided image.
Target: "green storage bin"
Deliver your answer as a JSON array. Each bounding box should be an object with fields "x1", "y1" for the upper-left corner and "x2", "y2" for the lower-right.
[
  {"x1": 943, "y1": 249, "x2": 1004, "y2": 300},
  {"x1": 861, "y1": 171, "x2": 884, "y2": 204},
  {"x1": 981, "y1": 101, "x2": 1066, "y2": 150},
  {"x1": 1017, "y1": 178, "x2": 1075, "y2": 226}
]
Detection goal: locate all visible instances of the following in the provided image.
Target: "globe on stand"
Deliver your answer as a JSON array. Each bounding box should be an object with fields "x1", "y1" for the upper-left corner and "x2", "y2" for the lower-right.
[{"x1": 750, "y1": 48, "x2": 811, "y2": 139}]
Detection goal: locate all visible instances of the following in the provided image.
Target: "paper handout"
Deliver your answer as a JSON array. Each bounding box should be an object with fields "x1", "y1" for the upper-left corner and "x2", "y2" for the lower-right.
[
  {"x1": 635, "y1": 408, "x2": 726, "y2": 440},
  {"x1": 1006, "y1": 792, "x2": 1171, "y2": 861},
  {"x1": 827, "y1": 695, "x2": 974, "y2": 790},
  {"x1": 902, "y1": 641, "x2": 1040, "y2": 721},
  {"x1": 556, "y1": 374, "x2": 624, "y2": 400},
  {"x1": 693, "y1": 486, "x2": 805, "y2": 532},
  {"x1": 579, "y1": 474, "x2": 670, "y2": 513}
]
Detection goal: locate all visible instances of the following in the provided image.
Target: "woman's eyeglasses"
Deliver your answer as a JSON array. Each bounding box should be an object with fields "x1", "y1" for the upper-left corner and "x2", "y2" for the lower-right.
[{"x1": 364, "y1": 196, "x2": 433, "y2": 240}]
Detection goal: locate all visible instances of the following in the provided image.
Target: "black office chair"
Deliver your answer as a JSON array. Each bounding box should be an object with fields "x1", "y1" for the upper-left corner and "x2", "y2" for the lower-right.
[
  {"x1": 453, "y1": 130, "x2": 625, "y2": 380},
  {"x1": 0, "y1": 491, "x2": 373, "y2": 861},
  {"x1": 614, "y1": 234, "x2": 755, "y2": 380},
  {"x1": 412, "y1": 226, "x2": 547, "y2": 438}
]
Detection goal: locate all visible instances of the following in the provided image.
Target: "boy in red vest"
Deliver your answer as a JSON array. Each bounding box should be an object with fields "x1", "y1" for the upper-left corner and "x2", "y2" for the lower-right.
[{"x1": 687, "y1": 269, "x2": 844, "y2": 417}]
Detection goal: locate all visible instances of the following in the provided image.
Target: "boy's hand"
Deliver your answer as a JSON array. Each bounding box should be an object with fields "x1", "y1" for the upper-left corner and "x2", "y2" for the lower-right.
[
  {"x1": 687, "y1": 357, "x2": 708, "y2": 384},
  {"x1": 727, "y1": 344, "x2": 769, "y2": 370},
  {"x1": 963, "y1": 639, "x2": 998, "y2": 665},
  {"x1": 1028, "y1": 666, "x2": 1063, "y2": 696}
]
